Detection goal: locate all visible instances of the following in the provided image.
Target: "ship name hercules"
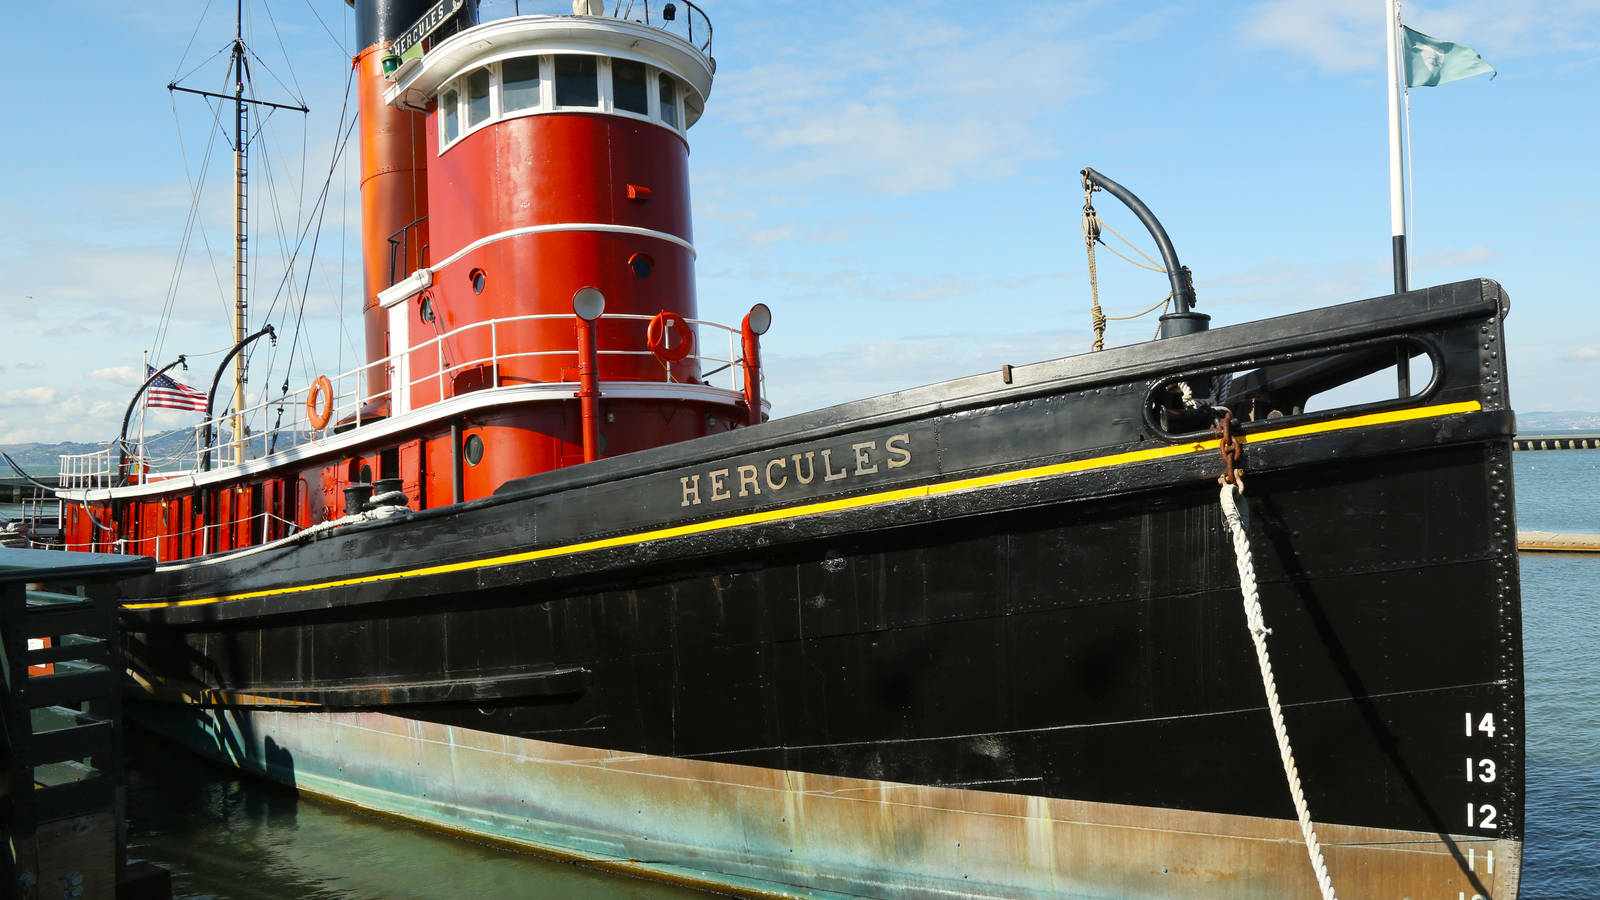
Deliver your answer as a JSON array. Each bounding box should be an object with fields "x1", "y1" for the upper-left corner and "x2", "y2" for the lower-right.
[{"x1": 679, "y1": 434, "x2": 912, "y2": 507}]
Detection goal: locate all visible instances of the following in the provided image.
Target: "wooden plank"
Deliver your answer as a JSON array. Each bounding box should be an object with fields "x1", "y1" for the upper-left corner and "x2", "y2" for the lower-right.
[
  {"x1": 1517, "y1": 530, "x2": 1600, "y2": 552},
  {"x1": 35, "y1": 811, "x2": 116, "y2": 900}
]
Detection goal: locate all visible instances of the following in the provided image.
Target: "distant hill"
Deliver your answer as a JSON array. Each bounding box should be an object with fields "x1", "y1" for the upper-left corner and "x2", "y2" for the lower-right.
[
  {"x1": 1515, "y1": 411, "x2": 1600, "y2": 433},
  {"x1": 2, "y1": 430, "x2": 200, "y2": 476}
]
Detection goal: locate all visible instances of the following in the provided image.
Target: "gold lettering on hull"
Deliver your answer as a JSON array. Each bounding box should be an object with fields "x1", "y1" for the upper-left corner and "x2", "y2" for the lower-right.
[{"x1": 679, "y1": 434, "x2": 912, "y2": 507}]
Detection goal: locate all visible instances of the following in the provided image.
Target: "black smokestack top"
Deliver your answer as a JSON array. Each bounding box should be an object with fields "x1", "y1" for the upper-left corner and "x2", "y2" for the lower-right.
[{"x1": 351, "y1": 0, "x2": 447, "y2": 50}]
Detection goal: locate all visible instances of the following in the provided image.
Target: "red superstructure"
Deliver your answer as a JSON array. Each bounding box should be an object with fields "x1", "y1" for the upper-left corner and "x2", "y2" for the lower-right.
[{"x1": 56, "y1": 3, "x2": 765, "y2": 561}]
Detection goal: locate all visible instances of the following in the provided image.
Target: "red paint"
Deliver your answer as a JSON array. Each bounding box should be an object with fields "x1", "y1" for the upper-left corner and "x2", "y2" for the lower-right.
[
  {"x1": 576, "y1": 316, "x2": 602, "y2": 463},
  {"x1": 356, "y1": 42, "x2": 431, "y2": 412},
  {"x1": 741, "y1": 315, "x2": 764, "y2": 427}
]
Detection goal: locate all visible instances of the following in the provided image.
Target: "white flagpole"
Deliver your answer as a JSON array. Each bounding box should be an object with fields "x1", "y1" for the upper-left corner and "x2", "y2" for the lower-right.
[
  {"x1": 1385, "y1": 0, "x2": 1409, "y2": 292},
  {"x1": 138, "y1": 349, "x2": 148, "y2": 479}
]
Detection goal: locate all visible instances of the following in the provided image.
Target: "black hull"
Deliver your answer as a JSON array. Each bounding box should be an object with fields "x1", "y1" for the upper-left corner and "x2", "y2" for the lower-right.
[{"x1": 113, "y1": 280, "x2": 1523, "y2": 896}]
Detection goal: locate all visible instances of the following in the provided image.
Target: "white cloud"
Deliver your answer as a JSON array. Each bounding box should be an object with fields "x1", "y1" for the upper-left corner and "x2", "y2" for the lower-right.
[
  {"x1": 1574, "y1": 347, "x2": 1600, "y2": 360},
  {"x1": 91, "y1": 366, "x2": 142, "y2": 385},
  {"x1": 0, "y1": 387, "x2": 59, "y2": 407},
  {"x1": 709, "y1": 6, "x2": 1098, "y2": 198},
  {"x1": 1239, "y1": 0, "x2": 1600, "y2": 73}
]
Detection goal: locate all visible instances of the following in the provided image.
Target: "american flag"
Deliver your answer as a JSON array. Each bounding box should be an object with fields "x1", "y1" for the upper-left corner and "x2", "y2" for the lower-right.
[{"x1": 146, "y1": 364, "x2": 208, "y2": 411}]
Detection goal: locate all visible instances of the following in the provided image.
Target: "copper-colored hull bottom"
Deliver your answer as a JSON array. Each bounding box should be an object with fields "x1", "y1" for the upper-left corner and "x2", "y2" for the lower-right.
[{"x1": 137, "y1": 702, "x2": 1519, "y2": 899}]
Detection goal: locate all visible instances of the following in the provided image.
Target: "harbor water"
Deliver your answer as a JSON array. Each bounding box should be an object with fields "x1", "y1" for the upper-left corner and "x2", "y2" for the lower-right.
[{"x1": 62, "y1": 451, "x2": 1600, "y2": 895}]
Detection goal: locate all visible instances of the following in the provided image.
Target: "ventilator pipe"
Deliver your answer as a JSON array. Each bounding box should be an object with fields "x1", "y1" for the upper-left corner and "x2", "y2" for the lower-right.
[{"x1": 740, "y1": 303, "x2": 771, "y2": 426}]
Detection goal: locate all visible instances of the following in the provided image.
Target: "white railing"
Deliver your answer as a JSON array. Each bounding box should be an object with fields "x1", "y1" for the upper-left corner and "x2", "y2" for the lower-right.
[
  {"x1": 63, "y1": 311, "x2": 765, "y2": 486},
  {"x1": 475, "y1": 1, "x2": 714, "y2": 55},
  {"x1": 25, "y1": 509, "x2": 301, "y2": 561},
  {"x1": 57, "y1": 446, "x2": 118, "y2": 490}
]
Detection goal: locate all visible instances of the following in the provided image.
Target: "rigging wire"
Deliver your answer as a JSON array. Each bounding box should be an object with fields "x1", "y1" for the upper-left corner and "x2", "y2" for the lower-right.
[
  {"x1": 153, "y1": 84, "x2": 232, "y2": 364},
  {"x1": 301, "y1": 0, "x2": 351, "y2": 54},
  {"x1": 256, "y1": 0, "x2": 309, "y2": 105},
  {"x1": 170, "y1": 0, "x2": 219, "y2": 82}
]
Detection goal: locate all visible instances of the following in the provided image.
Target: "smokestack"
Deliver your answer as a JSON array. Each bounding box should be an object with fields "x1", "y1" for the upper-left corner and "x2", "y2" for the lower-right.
[{"x1": 349, "y1": 0, "x2": 458, "y2": 415}]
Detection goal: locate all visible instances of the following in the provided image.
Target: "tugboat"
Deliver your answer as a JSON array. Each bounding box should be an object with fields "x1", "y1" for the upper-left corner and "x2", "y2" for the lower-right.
[{"x1": 45, "y1": 2, "x2": 1521, "y2": 897}]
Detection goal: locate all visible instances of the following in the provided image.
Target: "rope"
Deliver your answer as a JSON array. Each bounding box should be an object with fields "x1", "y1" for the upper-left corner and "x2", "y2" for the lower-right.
[
  {"x1": 1083, "y1": 193, "x2": 1107, "y2": 352},
  {"x1": 1218, "y1": 477, "x2": 1339, "y2": 900},
  {"x1": 1081, "y1": 182, "x2": 1173, "y2": 350},
  {"x1": 1106, "y1": 292, "x2": 1172, "y2": 321},
  {"x1": 1095, "y1": 218, "x2": 1169, "y2": 273}
]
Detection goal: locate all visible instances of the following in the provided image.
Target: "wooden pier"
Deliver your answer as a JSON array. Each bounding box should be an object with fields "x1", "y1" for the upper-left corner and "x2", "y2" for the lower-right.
[
  {"x1": 1517, "y1": 531, "x2": 1600, "y2": 553},
  {"x1": 1512, "y1": 432, "x2": 1600, "y2": 451},
  {"x1": 1, "y1": 549, "x2": 169, "y2": 900}
]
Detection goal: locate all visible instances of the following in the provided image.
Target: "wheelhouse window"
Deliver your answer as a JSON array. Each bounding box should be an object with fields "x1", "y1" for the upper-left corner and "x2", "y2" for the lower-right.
[
  {"x1": 555, "y1": 55, "x2": 599, "y2": 108},
  {"x1": 466, "y1": 67, "x2": 492, "y2": 127},
  {"x1": 502, "y1": 56, "x2": 540, "y2": 112},
  {"x1": 440, "y1": 88, "x2": 460, "y2": 143},
  {"x1": 437, "y1": 55, "x2": 690, "y2": 153},
  {"x1": 612, "y1": 59, "x2": 649, "y2": 115},
  {"x1": 658, "y1": 73, "x2": 678, "y2": 128}
]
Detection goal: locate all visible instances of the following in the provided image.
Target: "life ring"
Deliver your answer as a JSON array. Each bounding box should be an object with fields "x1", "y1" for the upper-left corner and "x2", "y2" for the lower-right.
[
  {"x1": 306, "y1": 375, "x2": 334, "y2": 430},
  {"x1": 647, "y1": 310, "x2": 695, "y2": 363}
]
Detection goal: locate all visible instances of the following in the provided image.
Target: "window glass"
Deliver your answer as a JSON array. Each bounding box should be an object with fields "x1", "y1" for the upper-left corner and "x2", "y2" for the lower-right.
[
  {"x1": 657, "y1": 73, "x2": 678, "y2": 128},
  {"x1": 502, "y1": 56, "x2": 541, "y2": 112},
  {"x1": 555, "y1": 55, "x2": 598, "y2": 107},
  {"x1": 466, "y1": 67, "x2": 492, "y2": 127},
  {"x1": 612, "y1": 59, "x2": 648, "y2": 115},
  {"x1": 441, "y1": 88, "x2": 460, "y2": 143}
]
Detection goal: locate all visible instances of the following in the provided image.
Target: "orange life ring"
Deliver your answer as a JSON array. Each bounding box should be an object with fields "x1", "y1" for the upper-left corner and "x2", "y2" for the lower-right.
[
  {"x1": 647, "y1": 310, "x2": 695, "y2": 363},
  {"x1": 306, "y1": 375, "x2": 334, "y2": 430}
]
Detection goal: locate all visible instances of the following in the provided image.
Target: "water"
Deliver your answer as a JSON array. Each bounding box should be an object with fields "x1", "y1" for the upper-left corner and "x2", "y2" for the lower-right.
[
  {"x1": 123, "y1": 732, "x2": 716, "y2": 899},
  {"x1": 1515, "y1": 450, "x2": 1600, "y2": 895},
  {"x1": 102, "y1": 450, "x2": 1600, "y2": 896}
]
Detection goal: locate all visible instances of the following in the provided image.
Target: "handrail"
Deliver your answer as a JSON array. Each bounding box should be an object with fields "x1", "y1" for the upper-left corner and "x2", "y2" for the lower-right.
[
  {"x1": 61, "y1": 310, "x2": 762, "y2": 486},
  {"x1": 472, "y1": 1, "x2": 714, "y2": 56}
]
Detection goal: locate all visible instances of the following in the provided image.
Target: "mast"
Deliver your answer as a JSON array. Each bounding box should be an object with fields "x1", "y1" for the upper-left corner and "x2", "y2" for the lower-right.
[
  {"x1": 231, "y1": 0, "x2": 248, "y2": 466},
  {"x1": 169, "y1": 1, "x2": 306, "y2": 467}
]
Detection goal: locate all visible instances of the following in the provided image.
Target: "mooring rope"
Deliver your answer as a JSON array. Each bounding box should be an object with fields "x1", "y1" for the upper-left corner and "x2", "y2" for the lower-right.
[{"x1": 1217, "y1": 477, "x2": 1339, "y2": 900}]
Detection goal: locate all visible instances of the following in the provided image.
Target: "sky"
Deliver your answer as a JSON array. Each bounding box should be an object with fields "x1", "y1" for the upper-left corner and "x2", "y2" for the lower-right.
[{"x1": 2, "y1": 0, "x2": 1598, "y2": 446}]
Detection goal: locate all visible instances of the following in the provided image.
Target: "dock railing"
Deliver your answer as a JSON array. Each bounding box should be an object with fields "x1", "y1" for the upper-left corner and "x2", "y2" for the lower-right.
[{"x1": 0, "y1": 548, "x2": 158, "y2": 898}]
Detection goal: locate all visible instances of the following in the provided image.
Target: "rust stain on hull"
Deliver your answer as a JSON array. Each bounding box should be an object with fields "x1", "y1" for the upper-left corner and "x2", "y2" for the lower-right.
[{"x1": 140, "y1": 704, "x2": 1521, "y2": 899}]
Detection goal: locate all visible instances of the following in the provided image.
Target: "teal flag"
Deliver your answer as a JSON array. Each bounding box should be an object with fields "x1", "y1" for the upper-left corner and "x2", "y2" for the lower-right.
[{"x1": 1402, "y1": 26, "x2": 1495, "y2": 87}]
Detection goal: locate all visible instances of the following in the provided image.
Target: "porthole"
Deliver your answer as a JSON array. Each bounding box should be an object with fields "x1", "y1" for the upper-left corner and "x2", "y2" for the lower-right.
[
  {"x1": 464, "y1": 434, "x2": 485, "y2": 466},
  {"x1": 628, "y1": 253, "x2": 653, "y2": 278},
  {"x1": 469, "y1": 268, "x2": 486, "y2": 294}
]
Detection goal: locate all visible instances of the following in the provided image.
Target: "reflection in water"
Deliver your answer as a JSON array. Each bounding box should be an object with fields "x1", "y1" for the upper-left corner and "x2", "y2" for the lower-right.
[{"x1": 123, "y1": 728, "x2": 717, "y2": 900}]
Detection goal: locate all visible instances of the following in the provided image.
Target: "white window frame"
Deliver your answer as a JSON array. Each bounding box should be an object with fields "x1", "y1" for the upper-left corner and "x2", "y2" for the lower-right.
[
  {"x1": 498, "y1": 55, "x2": 544, "y2": 119},
  {"x1": 552, "y1": 53, "x2": 604, "y2": 112},
  {"x1": 437, "y1": 54, "x2": 689, "y2": 156}
]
